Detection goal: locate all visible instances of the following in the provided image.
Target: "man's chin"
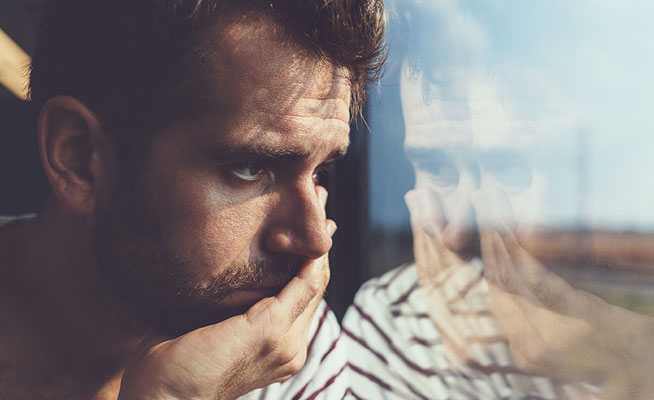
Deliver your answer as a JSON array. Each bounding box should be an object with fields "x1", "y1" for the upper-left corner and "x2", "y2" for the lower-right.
[
  {"x1": 219, "y1": 286, "x2": 285, "y2": 310},
  {"x1": 150, "y1": 286, "x2": 286, "y2": 338}
]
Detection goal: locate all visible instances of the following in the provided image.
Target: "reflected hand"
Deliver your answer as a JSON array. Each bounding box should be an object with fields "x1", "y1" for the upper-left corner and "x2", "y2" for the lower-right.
[
  {"x1": 118, "y1": 187, "x2": 334, "y2": 400},
  {"x1": 406, "y1": 189, "x2": 501, "y2": 369},
  {"x1": 473, "y1": 187, "x2": 654, "y2": 399}
]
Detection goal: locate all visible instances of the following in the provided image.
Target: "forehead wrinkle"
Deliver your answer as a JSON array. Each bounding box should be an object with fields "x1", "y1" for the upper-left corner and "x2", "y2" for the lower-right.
[
  {"x1": 209, "y1": 16, "x2": 352, "y2": 114},
  {"x1": 258, "y1": 118, "x2": 351, "y2": 157},
  {"x1": 246, "y1": 67, "x2": 351, "y2": 119},
  {"x1": 251, "y1": 86, "x2": 349, "y2": 113},
  {"x1": 248, "y1": 97, "x2": 351, "y2": 129}
]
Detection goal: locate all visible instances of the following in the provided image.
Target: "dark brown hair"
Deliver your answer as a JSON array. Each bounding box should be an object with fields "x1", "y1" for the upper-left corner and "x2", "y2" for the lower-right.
[{"x1": 29, "y1": 0, "x2": 386, "y2": 145}]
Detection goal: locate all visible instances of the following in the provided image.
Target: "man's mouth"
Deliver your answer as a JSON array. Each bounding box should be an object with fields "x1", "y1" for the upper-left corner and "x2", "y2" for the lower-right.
[{"x1": 223, "y1": 285, "x2": 285, "y2": 305}]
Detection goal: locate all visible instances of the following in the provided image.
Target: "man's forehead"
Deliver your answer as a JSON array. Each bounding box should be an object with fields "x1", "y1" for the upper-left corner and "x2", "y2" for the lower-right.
[
  {"x1": 208, "y1": 14, "x2": 351, "y2": 117},
  {"x1": 164, "y1": 13, "x2": 353, "y2": 162},
  {"x1": 400, "y1": 68, "x2": 572, "y2": 153}
]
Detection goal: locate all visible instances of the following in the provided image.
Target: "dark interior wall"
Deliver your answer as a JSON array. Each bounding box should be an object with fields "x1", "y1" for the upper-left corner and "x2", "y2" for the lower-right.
[
  {"x1": 323, "y1": 121, "x2": 370, "y2": 320},
  {"x1": 1, "y1": 1, "x2": 49, "y2": 213},
  {"x1": 0, "y1": 0, "x2": 43, "y2": 52},
  {"x1": 0, "y1": 97, "x2": 49, "y2": 214}
]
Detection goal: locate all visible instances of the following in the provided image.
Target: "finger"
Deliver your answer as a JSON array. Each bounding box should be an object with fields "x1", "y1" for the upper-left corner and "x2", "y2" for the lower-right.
[
  {"x1": 325, "y1": 219, "x2": 337, "y2": 238},
  {"x1": 406, "y1": 189, "x2": 451, "y2": 276},
  {"x1": 293, "y1": 280, "x2": 327, "y2": 346},
  {"x1": 479, "y1": 187, "x2": 572, "y2": 312},
  {"x1": 134, "y1": 330, "x2": 174, "y2": 354},
  {"x1": 488, "y1": 284, "x2": 553, "y2": 373},
  {"x1": 478, "y1": 184, "x2": 517, "y2": 230},
  {"x1": 268, "y1": 258, "x2": 329, "y2": 381},
  {"x1": 474, "y1": 189, "x2": 562, "y2": 310},
  {"x1": 490, "y1": 231, "x2": 541, "y2": 302},
  {"x1": 440, "y1": 259, "x2": 484, "y2": 306},
  {"x1": 472, "y1": 189, "x2": 505, "y2": 285},
  {"x1": 316, "y1": 185, "x2": 328, "y2": 209},
  {"x1": 490, "y1": 221, "x2": 579, "y2": 316},
  {"x1": 292, "y1": 256, "x2": 330, "y2": 331},
  {"x1": 269, "y1": 254, "x2": 329, "y2": 327}
]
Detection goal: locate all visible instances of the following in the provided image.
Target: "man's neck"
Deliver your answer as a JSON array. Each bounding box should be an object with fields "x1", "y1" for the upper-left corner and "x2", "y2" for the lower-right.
[{"x1": 0, "y1": 198, "x2": 149, "y2": 398}]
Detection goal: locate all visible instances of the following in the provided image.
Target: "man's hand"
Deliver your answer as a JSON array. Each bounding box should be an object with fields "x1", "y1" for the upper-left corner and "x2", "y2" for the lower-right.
[
  {"x1": 473, "y1": 187, "x2": 654, "y2": 399},
  {"x1": 118, "y1": 187, "x2": 334, "y2": 400},
  {"x1": 406, "y1": 188, "x2": 501, "y2": 369}
]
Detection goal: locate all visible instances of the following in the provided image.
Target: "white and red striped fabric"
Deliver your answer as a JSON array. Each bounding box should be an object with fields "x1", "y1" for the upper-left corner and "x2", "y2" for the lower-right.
[
  {"x1": 240, "y1": 299, "x2": 350, "y2": 400},
  {"x1": 341, "y1": 263, "x2": 598, "y2": 400}
]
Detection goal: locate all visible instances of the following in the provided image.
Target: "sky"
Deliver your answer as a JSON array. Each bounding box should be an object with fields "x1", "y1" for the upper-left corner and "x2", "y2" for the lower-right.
[{"x1": 369, "y1": 0, "x2": 654, "y2": 231}]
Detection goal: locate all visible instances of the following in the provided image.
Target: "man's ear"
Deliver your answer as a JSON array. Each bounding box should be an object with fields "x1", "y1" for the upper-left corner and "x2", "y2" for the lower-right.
[{"x1": 37, "y1": 95, "x2": 109, "y2": 214}]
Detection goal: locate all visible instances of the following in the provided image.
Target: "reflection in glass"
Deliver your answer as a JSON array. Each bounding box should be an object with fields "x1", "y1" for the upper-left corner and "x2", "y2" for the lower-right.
[{"x1": 345, "y1": 0, "x2": 654, "y2": 399}]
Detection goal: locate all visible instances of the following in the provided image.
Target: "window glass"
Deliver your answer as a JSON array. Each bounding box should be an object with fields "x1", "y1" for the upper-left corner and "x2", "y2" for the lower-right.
[{"x1": 362, "y1": 0, "x2": 654, "y2": 397}]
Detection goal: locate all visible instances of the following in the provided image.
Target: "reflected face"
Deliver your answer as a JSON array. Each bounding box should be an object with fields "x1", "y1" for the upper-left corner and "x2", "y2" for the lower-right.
[
  {"x1": 93, "y1": 18, "x2": 350, "y2": 337},
  {"x1": 401, "y1": 67, "x2": 546, "y2": 265}
]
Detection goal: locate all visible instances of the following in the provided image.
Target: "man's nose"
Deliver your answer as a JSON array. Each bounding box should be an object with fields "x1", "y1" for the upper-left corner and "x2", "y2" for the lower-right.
[
  {"x1": 263, "y1": 181, "x2": 333, "y2": 260},
  {"x1": 442, "y1": 171, "x2": 480, "y2": 258}
]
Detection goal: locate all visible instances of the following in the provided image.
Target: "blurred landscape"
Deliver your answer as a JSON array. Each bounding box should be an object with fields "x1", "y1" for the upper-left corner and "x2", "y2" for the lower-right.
[
  {"x1": 369, "y1": 227, "x2": 654, "y2": 316},
  {"x1": 523, "y1": 229, "x2": 654, "y2": 316}
]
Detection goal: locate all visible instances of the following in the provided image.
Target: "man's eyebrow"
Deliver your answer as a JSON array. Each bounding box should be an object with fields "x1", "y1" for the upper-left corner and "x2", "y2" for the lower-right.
[
  {"x1": 204, "y1": 143, "x2": 349, "y2": 163},
  {"x1": 324, "y1": 147, "x2": 349, "y2": 163}
]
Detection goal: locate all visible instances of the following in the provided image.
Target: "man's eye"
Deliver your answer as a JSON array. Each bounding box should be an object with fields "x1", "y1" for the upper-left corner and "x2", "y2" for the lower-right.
[
  {"x1": 416, "y1": 159, "x2": 460, "y2": 188},
  {"x1": 482, "y1": 153, "x2": 533, "y2": 194},
  {"x1": 227, "y1": 162, "x2": 267, "y2": 182},
  {"x1": 312, "y1": 162, "x2": 336, "y2": 185}
]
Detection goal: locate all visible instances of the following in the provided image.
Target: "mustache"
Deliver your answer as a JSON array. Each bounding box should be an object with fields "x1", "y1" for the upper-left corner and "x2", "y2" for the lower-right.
[{"x1": 187, "y1": 256, "x2": 306, "y2": 298}]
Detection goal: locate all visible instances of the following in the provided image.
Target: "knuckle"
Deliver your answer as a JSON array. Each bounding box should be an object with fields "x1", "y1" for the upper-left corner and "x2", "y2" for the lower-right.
[
  {"x1": 323, "y1": 264, "x2": 331, "y2": 287},
  {"x1": 509, "y1": 340, "x2": 534, "y2": 371},
  {"x1": 497, "y1": 266, "x2": 512, "y2": 290},
  {"x1": 280, "y1": 348, "x2": 307, "y2": 376},
  {"x1": 509, "y1": 337, "x2": 544, "y2": 372},
  {"x1": 276, "y1": 345, "x2": 301, "y2": 366},
  {"x1": 288, "y1": 353, "x2": 307, "y2": 374},
  {"x1": 275, "y1": 374, "x2": 294, "y2": 384},
  {"x1": 306, "y1": 275, "x2": 323, "y2": 298},
  {"x1": 511, "y1": 350, "x2": 533, "y2": 372},
  {"x1": 261, "y1": 336, "x2": 284, "y2": 357},
  {"x1": 536, "y1": 285, "x2": 562, "y2": 310}
]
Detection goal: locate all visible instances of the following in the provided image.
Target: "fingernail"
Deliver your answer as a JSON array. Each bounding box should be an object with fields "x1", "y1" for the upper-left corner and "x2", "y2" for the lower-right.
[
  {"x1": 318, "y1": 187, "x2": 329, "y2": 208},
  {"x1": 326, "y1": 220, "x2": 337, "y2": 237}
]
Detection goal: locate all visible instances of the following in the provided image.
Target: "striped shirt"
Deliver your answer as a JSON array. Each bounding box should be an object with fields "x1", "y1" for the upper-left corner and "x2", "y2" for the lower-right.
[
  {"x1": 342, "y1": 263, "x2": 599, "y2": 399},
  {"x1": 240, "y1": 299, "x2": 350, "y2": 400}
]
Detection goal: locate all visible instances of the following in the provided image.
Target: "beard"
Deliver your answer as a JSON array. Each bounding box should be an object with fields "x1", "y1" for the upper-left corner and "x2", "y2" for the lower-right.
[{"x1": 92, "y1": 178, "x2": 303, "y2": 338}]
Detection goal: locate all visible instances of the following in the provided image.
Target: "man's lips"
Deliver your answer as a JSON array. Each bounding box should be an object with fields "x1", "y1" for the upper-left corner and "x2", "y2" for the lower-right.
[
  {"x1": 239, "y1": 286, "x2": 283, "y2": 295},
  {"x1": 222, "y1": 285, "x2": 285, "y2": 305}
]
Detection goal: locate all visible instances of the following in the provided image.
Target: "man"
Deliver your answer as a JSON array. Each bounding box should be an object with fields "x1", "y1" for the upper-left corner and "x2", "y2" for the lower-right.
[
  {"x1": 0, "y1": 0, "x2": 385, "y2": 398},
  {"x1": 343, "y1": 0, "x2": 654, "y2": 398}
]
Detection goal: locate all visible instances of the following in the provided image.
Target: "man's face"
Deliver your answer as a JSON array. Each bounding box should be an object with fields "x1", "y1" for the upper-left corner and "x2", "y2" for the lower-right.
[
  {"x1": 401, "y1": 67, "x2": 547, "y2": 271},
  {"x1": 93, "y1": 18, "x2": 351, "y2": 337}
]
